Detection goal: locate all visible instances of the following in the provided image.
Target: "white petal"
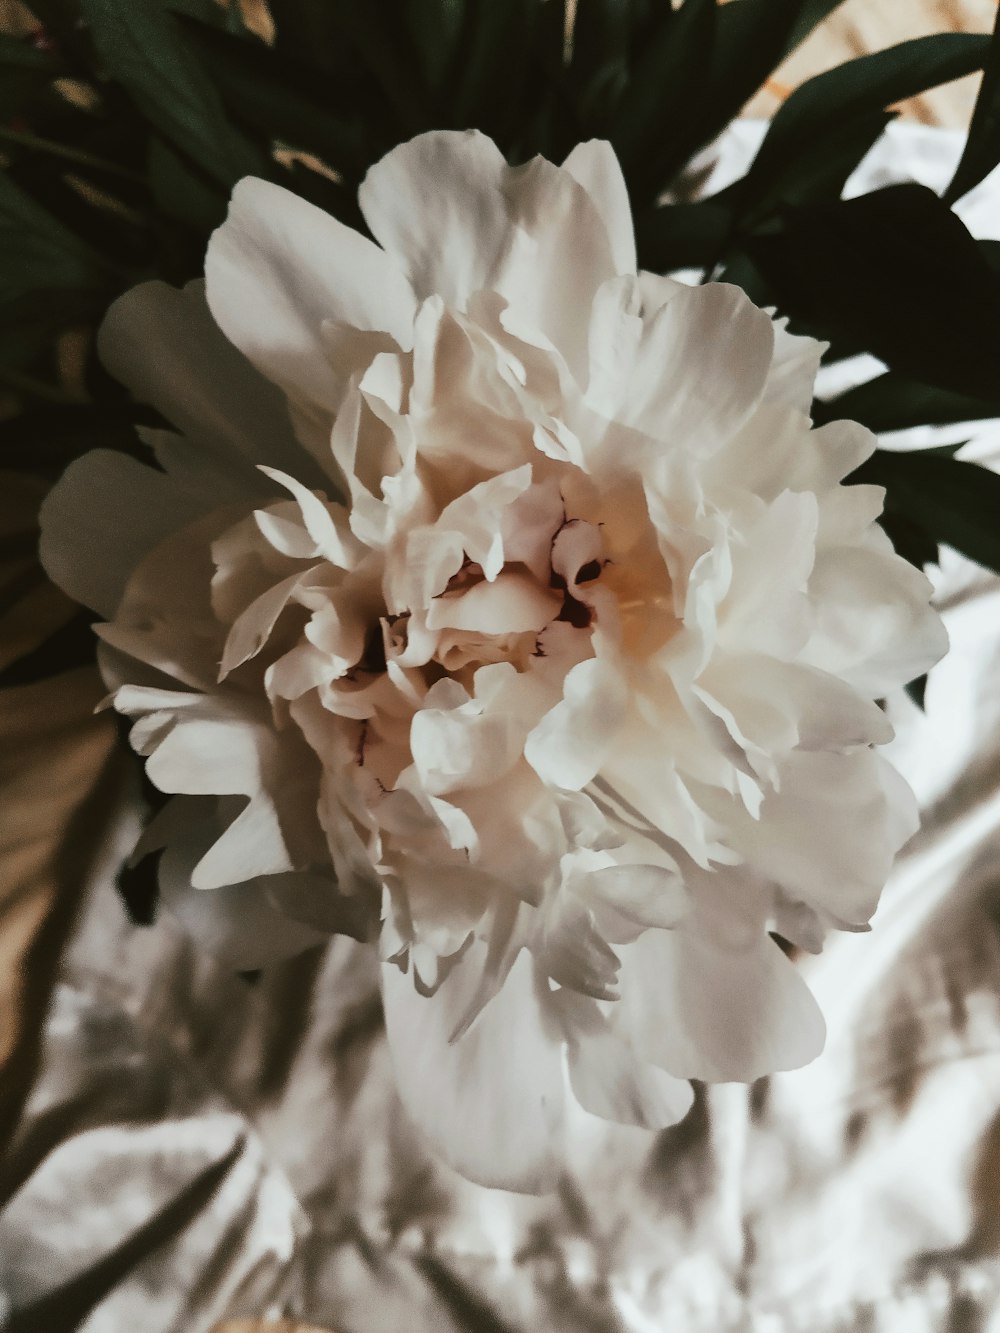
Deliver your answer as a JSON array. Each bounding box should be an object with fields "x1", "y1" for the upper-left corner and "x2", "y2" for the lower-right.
[
  {"x1": 426, "y1": 570, "x2": 561, "y2": 635},
  {"x1": 621, "y1": 282, "x2": 774, "y2": 452},
  {"x1": 381, "y1": 943, "x2": 567, "y2": 1191},
  {"x1": 614, "y1": 888, "x2": 826, "y2": 1082},
  {"x1": 205, "y1": 177, "x2": 416, "y2": 412},
  {"x1": 525, "y1": 657, "x2": 627, "y2": 790},
  {"x1": 360, "y1": 130, "x2": 618, "y2": 376},
  {"x1": 39, "y1": 449, "x2": 208, "y2": 618},
  {"x1": 804, "y1": 545, "x2": 949, "y2": 694},
  {"x1": 558, "y1": 990, "x2": 694, "y2": 1130},
  {"x1": 359, "y1": 130, "x2": 510, "y2": 307},
  {"x1": 561, "y1": 139, "x2": 637, "y2": 277},
  {"x1": 97, "y1": 279, "x2": 325, "y2": 489},
  {"x1": 741, "y1": 748, "x2": 918, "y2": 926}
]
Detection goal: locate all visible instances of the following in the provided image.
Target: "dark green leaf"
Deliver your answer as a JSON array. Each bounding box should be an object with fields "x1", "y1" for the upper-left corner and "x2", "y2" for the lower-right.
[
  {"x1": 315, "y1": 1, "x2": 432, "y2": 135},
  {"x1": 0, "y1": 33, "x2": 63, "y2": 72},
  {"x1": 407, "y1": 0, "x2": 465, "y2": 91},
  {"x1": 781, "y1": 0, "x2": 850, "y2": 55},
  {"x1": 0, "y1": 172, "x2": 109, "y2": 304},
  {"x1": 610, "y1": 0, "x2": 712, "y2": 151},
  {"x1": 448, "y1": 0, "x2": 536, "y2": 144},
  {"x1": 610, "y1": 0, "x2": 716, "y2": 202},
  {"x1": 905, "y1": 673, "x2": 928, "y2": 710},
  {"x1": 719, "y1": 108, "x2": 893, "y2": 218},
  {"x1": 635, "y1": 199, "x2": 732, "y2": 272},
  {"x1": 747, "y1": 184, "x2": 1000, "y2": 405},
  {"x1": 0, "y1": 400, "x2": 158, "y2": 477},
  {"x1": 0, "y1": 288, "x2": 107, "y2": 374},
  {"x1": 80, "y1": 0, "x2": 265, "y2": 188},
  {"x1": 815, "y1": 373, "x2": 1000, "y2": 433},
  {"x1": 687, "y1": 0, "x2": 847, "y2": 171},
  {"x1": 175, "y1": 16, "x2": 373, "y2": 176},
  {"x1": 0, "y1": 126, "x2": 145, "y2": 184},
  {"x1": 855, "y1": 449, "x2": 1000, "y2": 574},
  {"x1": 944, "y1": 5, "x2": 1000, "y2": 204},
  {"x1": 739, "y1": 34, "x2": 989, "y2": 216},
  {"x1": 147, "y1": 134, "x2": 227, "y2": 231},
  {"x1": 570, "y1": 0, "x2": 632, "y2": 126}
]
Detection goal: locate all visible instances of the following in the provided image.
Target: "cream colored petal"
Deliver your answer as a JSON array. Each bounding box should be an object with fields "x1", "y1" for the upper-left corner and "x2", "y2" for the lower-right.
[{"x1": 206, "y1": 177, "x2": 416, "y2": 413}]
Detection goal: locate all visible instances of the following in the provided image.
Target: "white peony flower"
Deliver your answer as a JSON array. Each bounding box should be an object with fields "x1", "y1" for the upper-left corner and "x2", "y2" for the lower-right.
[{"x1": 40, "y1": 131, "x2": 947, "y2": 1191}]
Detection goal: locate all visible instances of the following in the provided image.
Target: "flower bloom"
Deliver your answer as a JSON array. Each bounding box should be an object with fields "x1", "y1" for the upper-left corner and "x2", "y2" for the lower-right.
[{"x1": 41, "y1": 131, "x2": 947, "y2": 1190}]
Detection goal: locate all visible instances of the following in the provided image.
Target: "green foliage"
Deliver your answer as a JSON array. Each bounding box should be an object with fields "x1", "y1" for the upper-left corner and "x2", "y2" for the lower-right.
[
  {"x1": 855, "y1": 450, "x2": 1000, "y2": 577},
  {"x1": 1, "y1": 0, "x2": 1000, "y2": 691},
  {"x1": 945, "y1": 3, "x2": 1000, "y2": 203}
]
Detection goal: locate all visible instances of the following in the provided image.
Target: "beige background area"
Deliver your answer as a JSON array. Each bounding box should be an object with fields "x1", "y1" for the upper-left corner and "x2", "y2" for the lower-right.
[
  {"x1": 742, "y1": 0, "x2": 998, "y2": 126},
  {"x1": 0, "y1": 5, "x2": 992, "y2": 1333}
]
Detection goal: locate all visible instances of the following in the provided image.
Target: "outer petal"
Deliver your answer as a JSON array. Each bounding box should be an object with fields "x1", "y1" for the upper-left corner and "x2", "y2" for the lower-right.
[
  {"x1": 620, "y1": 282, "x2": 774, "y2": 453},
  {"x1": 737, "y1": 748, "x2": 919, "y2": 927},
  {"x1": 561, "y1": 139, "x2": 637, "y2": 277},
  {"x1": 359, "y1": 130, "x2": 511, "y2": 309},
  {"x1": 39, "y1": 450, "x2": 209, "y2": 618},
  {"x1": 804, "y1": 544, "x2": 949, "y2": 695},
  {"x1": 558, "y1": 991, "x2": 694, "y2": 1130},
  {"x1": 97, "y1": 279, "x2": 325, "y2": 490},
  {"x1": 205, "y1": 177, "x2": 417, "y2": 413},
  {"x1": 381, "y1": 943, "x2": 567, "y2": 1191},
  {"x1": 613, "y1": 882, "x2": 827, "y2": 1082},
  {"x1": 359, "y1": 130, "x2": 618, "y2": 377}
]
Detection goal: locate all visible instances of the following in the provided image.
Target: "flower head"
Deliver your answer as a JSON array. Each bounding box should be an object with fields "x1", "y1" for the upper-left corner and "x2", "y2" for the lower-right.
[{"x1": 41, "y1": 131, "x2": 946, "y2": 1190}]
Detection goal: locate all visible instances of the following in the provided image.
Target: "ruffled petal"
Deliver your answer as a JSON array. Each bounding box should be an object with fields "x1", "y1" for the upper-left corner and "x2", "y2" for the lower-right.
[
  {"x1": 359, "y1": 130, "x2": 618, "y2": 377},
  {"x1": 206, "y1": 177, "x2": 417, "y2": 413},
  {"x1": 97, "y1": 279, "x2": 325, "y2": 490},
  {"x1": 381, "y1": 943, "x2": 567, "y2": 1191},
  {"x1": 562, "y1": 139, "x2": 637, "y2": 277},
  {"x1": 39, "y1": 450, "x2": 209, "y2": 618},
  {"x1": 619, "y1": 282, "x2": 774, "y2": 453},
  {"x1": 613, "y1": 882, "x2": 827, "y2": 1082}
]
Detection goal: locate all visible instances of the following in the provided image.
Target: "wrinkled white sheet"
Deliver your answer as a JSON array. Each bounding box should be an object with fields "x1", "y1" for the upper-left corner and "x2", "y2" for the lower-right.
[{"x1": 3, "y1": 123, "x2": 1000, "y2": 1333}]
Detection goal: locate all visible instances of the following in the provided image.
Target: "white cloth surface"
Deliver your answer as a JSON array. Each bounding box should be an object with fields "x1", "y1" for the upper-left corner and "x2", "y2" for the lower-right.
[{"x1": 3, "y1": 123, "x2": 1000, "y2": 1333}]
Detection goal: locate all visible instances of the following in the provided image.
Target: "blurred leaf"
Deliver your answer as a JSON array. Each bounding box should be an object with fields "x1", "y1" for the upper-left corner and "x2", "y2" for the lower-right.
[
  {"x1": 322, "y1": 1, "x2": 432, "y2": 136},
  {"x1": 0, "y1": 172, "x2": 109, "y2": 304},
  {"x1": 0, "y1": 33, "x2": 63, "y2": 73},
  {"x1": 610, "y1": 0, "x2": 716, "y2": 198},
  {"x1": 905, "y1": 673, "x2": 928, "y2": 710},
  {"x1": 0, "y1": 288, "x2": 105, "y2": 376},
  {"x1": 0, "y1": 400, "x2": 156, "y2": 478},
  {"x1": 816, "y1": 373, "x2": 1000, "y2": 433},
  {"x1": 724, "y1": 108, "x2": 893, "y2": 217},
  {"x1": 782, "y1": 0, "x2": 850, "y2": 52},
  {"x1": 736, "y1": 34, "x2": 989, "y2": 218},
  {"x1": 569, "y1": 0, "x2": 632, "y2": 127},
  {"x1": 406, "y1": 0, "x2": 465, "y2": 91},
  {"x1": 175, "y1": 16, "x2": 372, "y2": 176},
  {"x1": 148, "y1": 133, "x2": 227, "y2": 232},
  {"x1": 686, "y1": 0, "x2": 848, "y2": 172},
  {"x1": 0, "y1": 127, "x2": 144, "y2": 184},
  {"x1": 855, "y1": 449, "x2": 1000, "y2": 574},
  {"x1": 448, "y1": 0, "x2": 536, "y2": 144},
  {"x1": 80, "y1": 0, "x2": 265, "y2": 188},
  {"x1": 747, "y1": 184, "x2": 1000, "y2": 405},
  {"x1": 0, "y1": 667, "x2": 117, "y2": 1154},
  {"x1": 944, "y1": 5, "x2": 1000, "y2": 204},
  {"x1": 635, "y1": 198, "x2": 731, "y2": 271}
]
